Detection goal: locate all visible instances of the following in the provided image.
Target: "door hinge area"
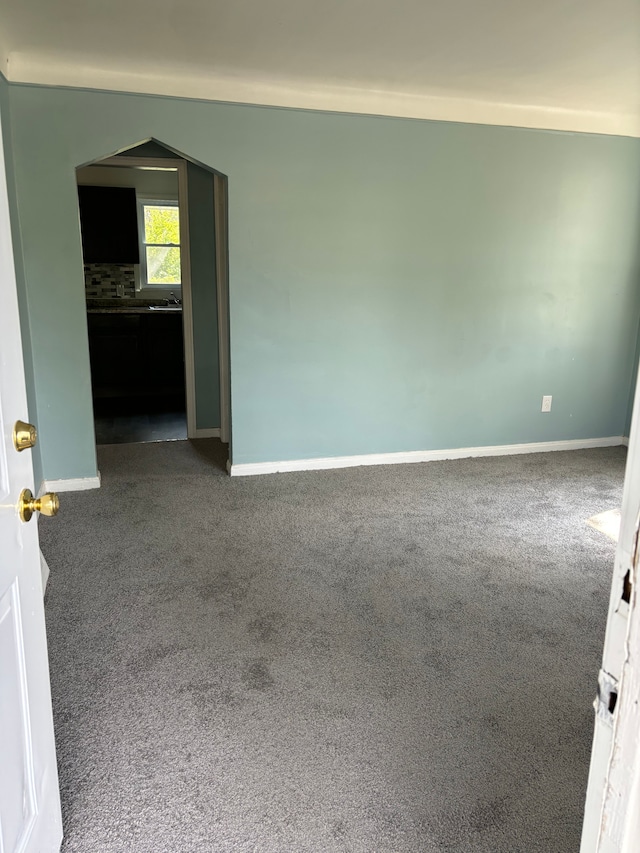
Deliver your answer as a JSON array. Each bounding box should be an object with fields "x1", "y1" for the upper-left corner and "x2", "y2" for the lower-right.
[{"x1": 594, "y1": 670, "x2": 619, "y2": 725}]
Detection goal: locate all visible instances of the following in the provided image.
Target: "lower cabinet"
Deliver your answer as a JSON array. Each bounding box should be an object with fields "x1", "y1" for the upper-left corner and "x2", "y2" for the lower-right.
[{"x1": 87, "y1": 312, "x2": 186, "y2": 414}]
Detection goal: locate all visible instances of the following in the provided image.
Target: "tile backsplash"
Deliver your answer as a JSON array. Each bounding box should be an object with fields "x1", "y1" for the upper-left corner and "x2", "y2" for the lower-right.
[{"x1": 85, "y1": 263, "x2": 136, "y2": 298}]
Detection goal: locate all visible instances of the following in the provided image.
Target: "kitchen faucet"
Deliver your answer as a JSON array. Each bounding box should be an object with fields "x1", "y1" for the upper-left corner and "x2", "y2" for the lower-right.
[{"x1": 164, "y1": 292, "x2": 181, "y2": 306}]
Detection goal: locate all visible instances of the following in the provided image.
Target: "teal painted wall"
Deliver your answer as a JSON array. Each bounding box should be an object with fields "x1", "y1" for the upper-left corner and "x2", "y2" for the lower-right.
[
  {"x1": 187, "y1": 161, "x2": 220, "y2": 430},
  {"x1": 5, "y1": 83, "x2": 640, "y2": 476},
  {"x1": 118, "y1": 140, "x2": 181, "y2": 159},
  {"x1": 0, "y1": 76, "x2": 45, "y2": 485}
]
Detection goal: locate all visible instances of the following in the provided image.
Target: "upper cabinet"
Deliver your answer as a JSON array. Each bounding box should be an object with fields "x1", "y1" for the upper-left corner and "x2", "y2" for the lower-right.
[{"x1": 78, "y1": 185, "x2": 139, "y2": 264}]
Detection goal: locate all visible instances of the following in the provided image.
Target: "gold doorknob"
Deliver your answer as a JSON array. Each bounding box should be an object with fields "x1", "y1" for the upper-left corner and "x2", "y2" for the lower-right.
[
  {"x1": 13, "y1": 420, "x2": 37, "y2": 452},
  {"x1": 18, "y1": 488, "x2": 60, "y2": 523}
]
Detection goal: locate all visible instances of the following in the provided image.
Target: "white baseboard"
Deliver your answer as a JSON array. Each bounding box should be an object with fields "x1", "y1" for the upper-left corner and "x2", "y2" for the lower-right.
[
  {"x1": 229, "y1": 436, "x2": 625, "y2": 477},
  {"x1": 41, "y1": 473, "x2": 101, "y2": 493},
  {"x1": 191, "y1": 428, "x2": 221, "y2": 438},
  {"x1": 622, "y1": 436, "x2": 630, "y2": 447}
]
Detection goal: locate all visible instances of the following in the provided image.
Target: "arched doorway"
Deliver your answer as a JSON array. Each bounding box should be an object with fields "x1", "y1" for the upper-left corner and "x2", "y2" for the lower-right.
[{"x1": 76, "y1": 138, "x2": 230, "y2": 461}]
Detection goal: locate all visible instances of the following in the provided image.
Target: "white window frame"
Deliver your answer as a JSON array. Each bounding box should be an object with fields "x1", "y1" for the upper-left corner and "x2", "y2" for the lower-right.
[{"x1": 136, "y1": 196, "x2": 182, "y2": 293}]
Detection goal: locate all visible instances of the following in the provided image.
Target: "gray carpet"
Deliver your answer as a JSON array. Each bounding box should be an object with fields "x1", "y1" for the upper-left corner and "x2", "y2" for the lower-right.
[{"x1": 39, "y1": 442, "x2": 625, "y2": 852}]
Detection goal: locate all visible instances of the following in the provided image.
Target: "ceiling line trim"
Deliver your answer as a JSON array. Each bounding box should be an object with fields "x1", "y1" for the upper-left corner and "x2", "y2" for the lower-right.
[{"x1": 5, "y1": 56, "x2": 639, "y2": 138}]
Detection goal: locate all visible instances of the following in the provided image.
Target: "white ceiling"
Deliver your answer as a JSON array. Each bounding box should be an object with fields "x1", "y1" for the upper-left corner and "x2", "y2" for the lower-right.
[{"x1": 0, "y1": 0, "x2": 638, "y2": 135}]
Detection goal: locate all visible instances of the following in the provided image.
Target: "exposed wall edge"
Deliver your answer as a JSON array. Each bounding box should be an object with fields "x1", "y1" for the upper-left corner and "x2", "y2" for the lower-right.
[
  {"x1": 41, "y1": 473, "x2": 101, "y2": 493},
  {"x1": 40, "y1": 550, "x2": 50, "y2": 596},
  {"x1": 230, "y1": 437, "x2": 626, "y2": 477}
]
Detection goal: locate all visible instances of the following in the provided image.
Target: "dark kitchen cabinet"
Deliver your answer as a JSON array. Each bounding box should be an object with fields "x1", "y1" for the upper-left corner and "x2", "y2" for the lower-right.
[
  {"x1": 87, "y1": 312, "x2": 185, "y2": 415},
  {"x1": 78, "y1": 186, "x2": 140, "y2": 264}
]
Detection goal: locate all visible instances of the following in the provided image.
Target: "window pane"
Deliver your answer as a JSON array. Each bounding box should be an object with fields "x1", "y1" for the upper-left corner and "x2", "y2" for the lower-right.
[
  {"x1": 144, "y1": 205, "x2": 179, "y2": 245},
  {"x1": 146, "y1": 246, "x2": 181, "y2": 284}
]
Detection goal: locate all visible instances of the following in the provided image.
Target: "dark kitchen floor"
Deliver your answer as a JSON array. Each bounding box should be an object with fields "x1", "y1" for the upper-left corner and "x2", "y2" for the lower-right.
[{"x1": 94, "y1": 410, "x2": 187, "y2": 444}]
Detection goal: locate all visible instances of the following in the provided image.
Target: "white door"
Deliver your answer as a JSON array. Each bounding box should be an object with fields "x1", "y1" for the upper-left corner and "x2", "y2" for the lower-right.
[
  {"x1": 0, "y1": 114, "x2": 63, "y2": 850},
  {"x1": 580, "y1": 370, "x2": 640, "y2": 851}
]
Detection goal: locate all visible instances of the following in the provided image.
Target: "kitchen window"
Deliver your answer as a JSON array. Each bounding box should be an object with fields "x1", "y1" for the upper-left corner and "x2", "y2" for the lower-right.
[{"x1": 138, "y1": 199, "x2": 181, "y2": 288}]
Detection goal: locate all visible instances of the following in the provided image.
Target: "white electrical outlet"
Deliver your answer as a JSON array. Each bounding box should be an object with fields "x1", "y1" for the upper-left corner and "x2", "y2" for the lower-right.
[{"x1": 541, "y1": 395, "x2": 552, "y2": 413}]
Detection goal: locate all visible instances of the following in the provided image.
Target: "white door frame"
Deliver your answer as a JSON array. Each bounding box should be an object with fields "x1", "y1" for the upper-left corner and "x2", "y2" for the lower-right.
[
  {"x1": 581, "y1": 367, "x2": 640, "y2": 851},
  {"x1": 214, "y1": 173, "x2": 230, "y2": 445}
]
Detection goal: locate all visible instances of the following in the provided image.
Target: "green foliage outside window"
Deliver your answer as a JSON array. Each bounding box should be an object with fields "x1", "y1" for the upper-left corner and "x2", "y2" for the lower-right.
[{"x1": 144, "y1": 204, "x2": 181, "y2": 285}]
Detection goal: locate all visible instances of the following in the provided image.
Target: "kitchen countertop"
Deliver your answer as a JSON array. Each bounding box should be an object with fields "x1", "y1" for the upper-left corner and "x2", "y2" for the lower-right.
[
  {"x1": 87, "y1": 307, "x2": 182, "y2": 314},
  {"x1": 86, "y1": 299, "x2": 182, "y2": 315}
]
